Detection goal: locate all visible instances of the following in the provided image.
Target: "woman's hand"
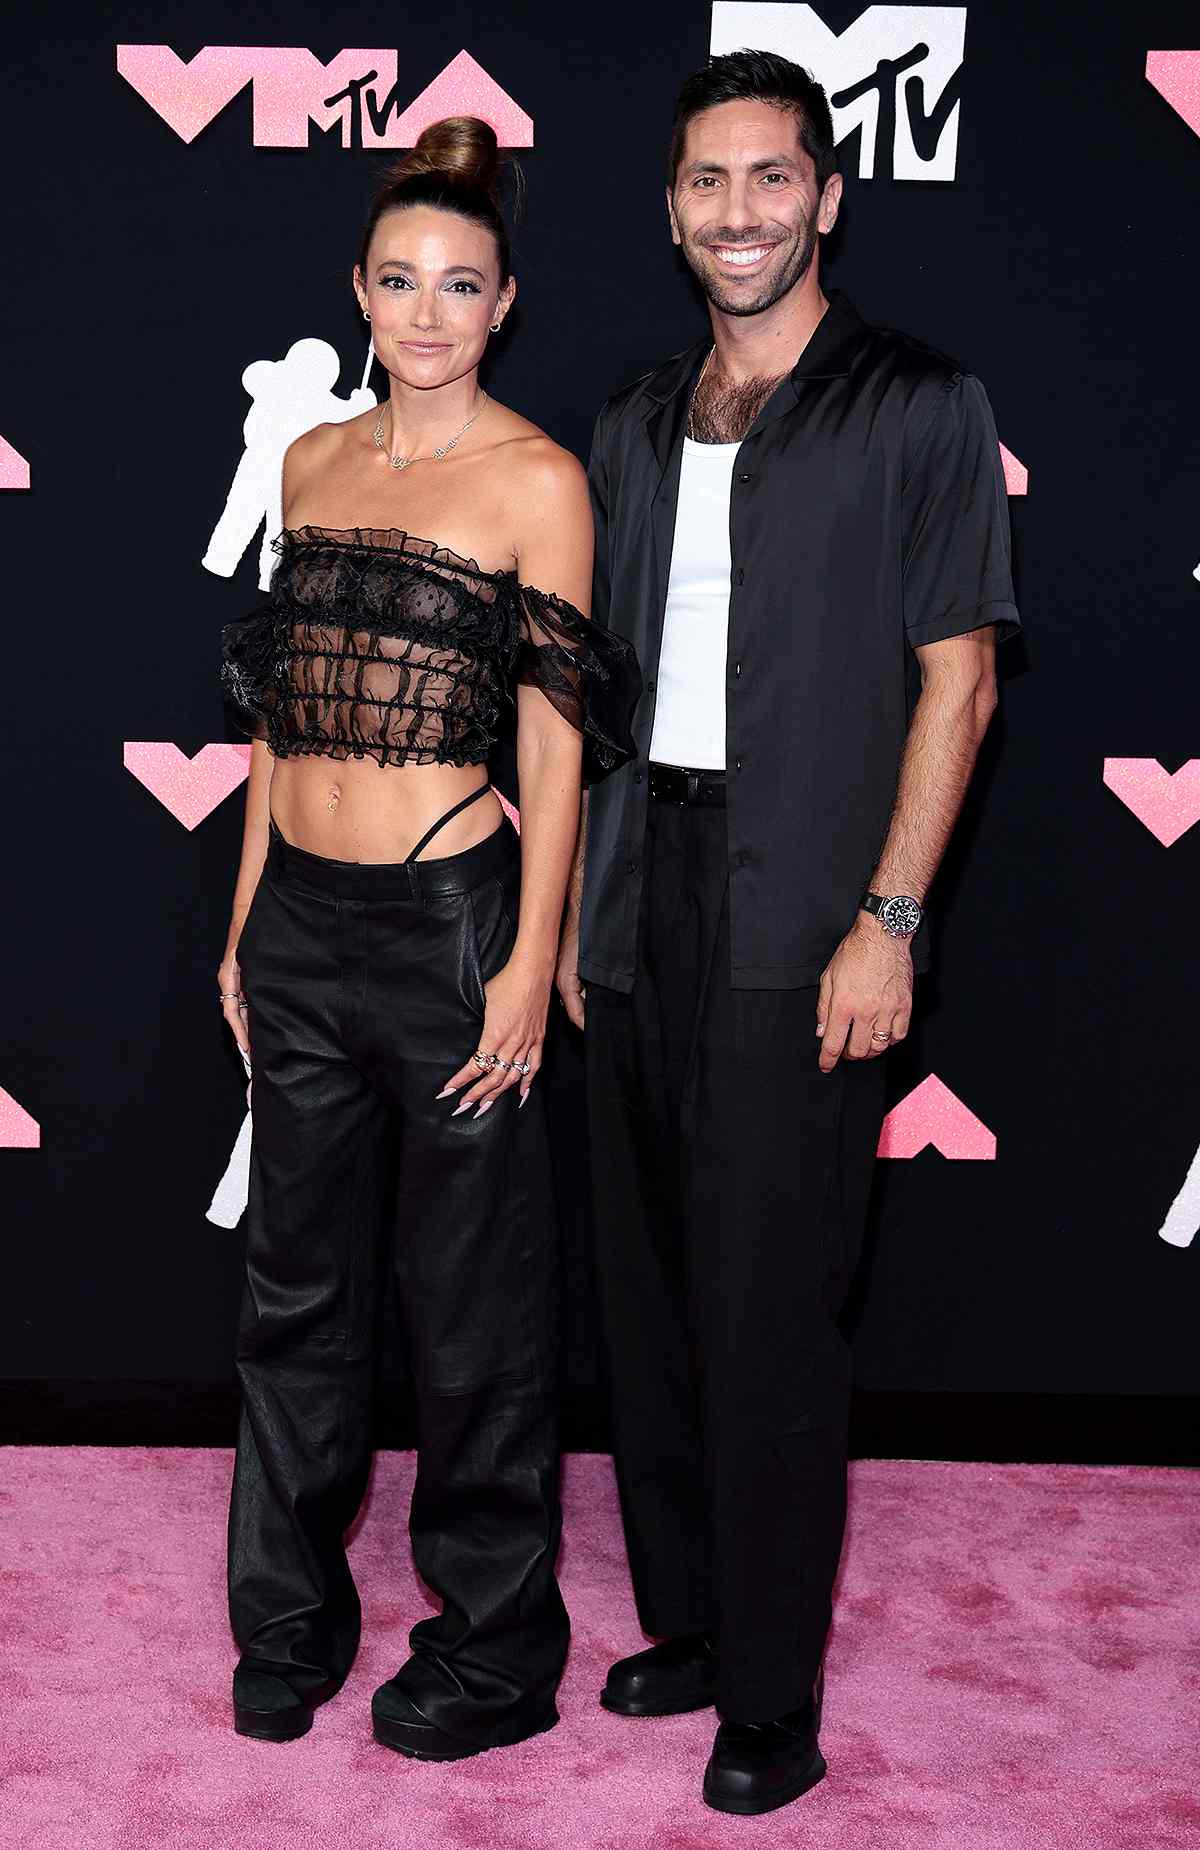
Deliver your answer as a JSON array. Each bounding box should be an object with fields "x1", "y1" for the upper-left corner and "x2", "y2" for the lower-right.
[
  {"x1": 438, "y1": 949, "x2": 552, "y2": 1116},
  {"x1": 217, "y1": 947, "x2": 251, "y2": 1059}
]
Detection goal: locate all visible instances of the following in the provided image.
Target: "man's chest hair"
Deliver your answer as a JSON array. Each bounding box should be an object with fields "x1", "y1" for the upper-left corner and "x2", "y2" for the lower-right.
[{"x1": 688, "y1": 372, "x2": 786, "y2": 446}]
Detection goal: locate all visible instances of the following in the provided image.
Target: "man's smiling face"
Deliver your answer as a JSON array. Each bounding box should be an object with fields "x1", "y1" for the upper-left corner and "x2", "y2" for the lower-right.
[{"x1": 667, "y1": 99, "x2": 840, "y2": 317}]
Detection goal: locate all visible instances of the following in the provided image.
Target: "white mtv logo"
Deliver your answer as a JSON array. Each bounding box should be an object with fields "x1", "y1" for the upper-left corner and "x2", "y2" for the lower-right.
[{"x1": 710, "y1": 4, "x2": 966, "y2": 181}]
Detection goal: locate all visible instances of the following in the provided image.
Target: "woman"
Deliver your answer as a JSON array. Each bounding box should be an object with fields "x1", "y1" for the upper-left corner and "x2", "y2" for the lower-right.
[{"x1": 217, "y1": 117, "x2": 639, "y2": 1760}]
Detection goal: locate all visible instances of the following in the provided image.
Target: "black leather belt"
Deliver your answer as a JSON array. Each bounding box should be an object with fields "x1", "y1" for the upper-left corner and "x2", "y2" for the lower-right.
[{"x1": 648, "y1": 762, "x2": 727, "y2": 806}]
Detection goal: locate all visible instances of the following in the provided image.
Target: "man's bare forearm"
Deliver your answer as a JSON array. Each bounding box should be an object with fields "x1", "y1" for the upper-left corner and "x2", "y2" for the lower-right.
[
  {"x1": 869, "y1": 637, "x2": 997, "y2": 905},
  {"x1": 563, "y1": 789, "x2": 589, "y2": 930}
]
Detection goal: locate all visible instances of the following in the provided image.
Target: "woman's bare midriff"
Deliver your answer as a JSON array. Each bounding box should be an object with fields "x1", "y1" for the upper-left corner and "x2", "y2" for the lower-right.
[
  {"x1": 269, "y1": 754, "x2": 503, "y2": 864},
  {"x1": 268, "y1": 407, "x2": 555, "y2": 864}
]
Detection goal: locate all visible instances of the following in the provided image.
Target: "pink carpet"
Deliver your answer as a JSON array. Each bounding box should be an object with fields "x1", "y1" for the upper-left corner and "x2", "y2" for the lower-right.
[{"x1": 2, "y1": 1449, "x2": 1195, "y2": 1849}]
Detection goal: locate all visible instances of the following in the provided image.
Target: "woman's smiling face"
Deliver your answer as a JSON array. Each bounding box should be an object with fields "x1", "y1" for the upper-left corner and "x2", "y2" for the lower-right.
[{"x1": 355, "y1": 205, "x2": 515, "y2": 391}]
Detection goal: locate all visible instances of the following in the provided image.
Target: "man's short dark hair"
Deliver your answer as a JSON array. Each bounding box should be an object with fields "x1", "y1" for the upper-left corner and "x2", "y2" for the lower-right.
[{"x1": 668, "y1": 48, "x2": 837, "y2": 192}]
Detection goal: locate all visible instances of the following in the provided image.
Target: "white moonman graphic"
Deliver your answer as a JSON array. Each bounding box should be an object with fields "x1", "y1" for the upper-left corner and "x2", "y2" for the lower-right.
[
  {"x1": 208, "y1": 1051, "x2": 252, "y2": 1230},
  {"x1": 202, "y1": 337, "x2": 376, "y2": 588},
  {"x1": 1158, "y1": 1139, "x2": 1200, "y2": 1248}
]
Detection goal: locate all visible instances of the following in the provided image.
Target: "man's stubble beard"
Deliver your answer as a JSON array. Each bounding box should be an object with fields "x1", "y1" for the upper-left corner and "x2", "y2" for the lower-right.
[{"x1": 681, "y1": 212, "x2": 819, "y2": 318}]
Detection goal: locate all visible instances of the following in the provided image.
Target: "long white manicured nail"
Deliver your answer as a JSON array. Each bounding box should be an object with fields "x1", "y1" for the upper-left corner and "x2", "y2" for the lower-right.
[
  {"x1": 473, "y1": 1099, "x2": 494, "y2": 1120},
  {"x1": 435, "y1": 1086, "x2": 457, "y2": 1099},
  {"x1": 452, "y1": 1099, "x2": 473, "y2": 1117}
]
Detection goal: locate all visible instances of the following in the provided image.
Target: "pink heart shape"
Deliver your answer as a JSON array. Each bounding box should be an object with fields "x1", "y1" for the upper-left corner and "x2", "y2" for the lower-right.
[
  {"x1": 0, "y1": 435, "x2": 30, "y2": 490},
  {"x1": 0, "y1": 1085, "x2": 39, "y2": 1149},
  {"x1": 124, "y1": 742, "x2": 252, "y2": 831},
  {"x1": 998, "y1": 442, "x2": 1027, "y2": 495},
  {"x1": 1103, "y1": 758, "x2": 1200, "y2": 847},
  {"x1": 877, "y1": 1075, "x2": 996, "y2": 1160},
  {"x1": 1146, "y1": 50, "x2": 1200, "y2": 140}
]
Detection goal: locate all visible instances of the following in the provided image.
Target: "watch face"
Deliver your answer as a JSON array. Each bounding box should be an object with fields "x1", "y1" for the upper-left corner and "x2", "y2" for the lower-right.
[{"x1": 880, "y1": 895, "x2": 922, "y2": 937}]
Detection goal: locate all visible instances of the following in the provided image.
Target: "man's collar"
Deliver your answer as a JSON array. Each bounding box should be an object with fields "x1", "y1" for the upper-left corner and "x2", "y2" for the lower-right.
[
  {"x1": 789, "y1": 288, "x2": 867, "y2": 379},
  {"x1": 642, "y1": 341, "x2": 709, "y2": 408},
  {"x1": 643, "y1": 288, "x2": 867, "y2": 407}
]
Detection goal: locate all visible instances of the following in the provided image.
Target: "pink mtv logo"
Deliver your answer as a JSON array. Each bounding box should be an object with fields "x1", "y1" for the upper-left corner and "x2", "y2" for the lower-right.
[
  {"x1": 116, "y1": 46, "x2": 532, "y2": 149},
  {"x1": 1146, "y1": 51, "x2": 1200, "y2": 139},
  {"x1": 999, "y1": 443, "x2": 1027, "y2": 496},
  {"x1": 877, "y1": 1075, "x2": 996, "y2": 1160},
  {"x1": 495, "y1": 790, "x2": 521, "y2": 834},
  {"x1": 1103, "y1": 758, "x2": 1200, "y2": 847},
  {"x1": 0, "y1": 1085, "x2": 39, "y2": 1149},
  {"x1": 0, "y1": 435, "x2": 30, "y2": 489},
  {"x1": 393, "y1": 51, "x2": 533, "y2": 145},
  {"x1": 124, "y1": 742, "x2": 252, "y2": 830}
]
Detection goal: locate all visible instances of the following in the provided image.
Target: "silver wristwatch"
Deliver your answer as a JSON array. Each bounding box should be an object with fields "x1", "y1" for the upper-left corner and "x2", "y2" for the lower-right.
[{"x1": 860, "y1": 892, "x2": 923, "y2": 938}]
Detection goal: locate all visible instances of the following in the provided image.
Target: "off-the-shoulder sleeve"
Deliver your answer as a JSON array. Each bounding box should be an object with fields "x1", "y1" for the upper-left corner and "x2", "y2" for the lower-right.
[
  {"x1": 219, "y1": 603, "x2": 280, "y2": 742},
  {"x1": 513, "y1": 583, "x2": 641, "y2": 783}
]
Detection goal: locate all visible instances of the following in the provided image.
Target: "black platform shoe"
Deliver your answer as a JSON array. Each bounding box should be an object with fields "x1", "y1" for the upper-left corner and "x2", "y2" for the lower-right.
[
  {"x1": 232, "y1": 1665, "x2": 339, "y2": 1742},
  {"x1": 702, "y1": 1667, "x2": 827, "y2": 1815},
  {"x1": 371, "y1": 1680, "x2": 559, "y2": 1761},
  {"x1": 600, "y1": 1632, "x2": 716, "y2": 1717}
]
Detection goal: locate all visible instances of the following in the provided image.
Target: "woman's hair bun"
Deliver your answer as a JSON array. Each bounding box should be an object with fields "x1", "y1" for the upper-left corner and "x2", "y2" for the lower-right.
[
  {"x1": 357, "y1": 115, "x2": 518, "y2": 283},
  {"x1": 389, "y1": 117, "x2": 502, "y2": 200}
]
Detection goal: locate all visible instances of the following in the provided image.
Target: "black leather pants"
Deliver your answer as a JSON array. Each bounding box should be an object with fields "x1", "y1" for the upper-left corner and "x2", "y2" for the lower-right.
[{"x1": 228, "y1": 818, "x2": 568, "y2": 1745}]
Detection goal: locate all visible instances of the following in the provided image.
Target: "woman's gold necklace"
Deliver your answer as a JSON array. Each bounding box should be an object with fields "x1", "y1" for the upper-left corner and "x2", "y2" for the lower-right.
[{"x1": 373, "y1": 392, "x2": 488, "y2": 471}]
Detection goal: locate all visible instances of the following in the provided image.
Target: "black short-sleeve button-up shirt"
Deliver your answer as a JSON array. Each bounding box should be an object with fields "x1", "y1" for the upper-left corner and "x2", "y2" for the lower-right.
[{"x1": 578, "y1": 291, "x2": 1021, "y2": 993}]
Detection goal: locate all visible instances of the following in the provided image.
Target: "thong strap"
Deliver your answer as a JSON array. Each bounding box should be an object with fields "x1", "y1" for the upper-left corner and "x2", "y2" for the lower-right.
[{"x1": 406, "y1": 783, "x2": 493, "y2": 862}]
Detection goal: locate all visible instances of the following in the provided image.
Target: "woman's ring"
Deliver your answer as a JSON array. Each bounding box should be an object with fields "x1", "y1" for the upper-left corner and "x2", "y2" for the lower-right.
[{"x1": 472, "y1": 1050, "x2": 498, "y2": 1072}]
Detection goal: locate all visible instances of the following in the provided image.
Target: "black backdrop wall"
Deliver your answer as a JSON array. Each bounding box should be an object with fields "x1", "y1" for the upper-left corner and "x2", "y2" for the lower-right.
[{"x1": 2, "y1": 4, "x2": 1198, "y2": 1460}]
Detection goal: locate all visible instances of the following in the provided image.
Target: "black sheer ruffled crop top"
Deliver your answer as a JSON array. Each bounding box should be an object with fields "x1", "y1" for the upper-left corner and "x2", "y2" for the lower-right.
[{"x1": 219, "y1": 525, "x2": 640, "y2": 782}]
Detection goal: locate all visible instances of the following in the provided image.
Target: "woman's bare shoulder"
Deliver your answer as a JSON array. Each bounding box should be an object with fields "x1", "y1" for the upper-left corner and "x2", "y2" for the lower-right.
[
  {"x1": 282, "y1": 411, "x2": 375, "y2": 517},
  {"x1": 286, "y1": 407, "x2": 374, "y2": 470},
  {"x1": 487, "y1": 405, "x2": 587, "y2": 505}
]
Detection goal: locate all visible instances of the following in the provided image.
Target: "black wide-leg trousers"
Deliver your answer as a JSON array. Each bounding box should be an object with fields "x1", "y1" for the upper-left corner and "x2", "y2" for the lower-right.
[
  {"x1": 585, "y1": 801, "x2": 886, "y2": 1724},
  {"x1": 228, "y1": 821, "x2": 568, "y2": 1747}
]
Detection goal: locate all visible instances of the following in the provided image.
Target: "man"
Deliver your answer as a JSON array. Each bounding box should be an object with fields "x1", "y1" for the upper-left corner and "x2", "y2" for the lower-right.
[{"x1": 557, "y1": 49, "x2": 1019, "y2": 1817}]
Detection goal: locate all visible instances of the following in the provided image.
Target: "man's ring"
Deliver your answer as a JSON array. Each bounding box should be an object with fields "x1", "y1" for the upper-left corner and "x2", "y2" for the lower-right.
[
  {"x1": 219, "y1": 990, "x2": 242, "y2": 1002},
  {"x1": 871, "y1": 1029, "x2": 891, "y2": 1043}
]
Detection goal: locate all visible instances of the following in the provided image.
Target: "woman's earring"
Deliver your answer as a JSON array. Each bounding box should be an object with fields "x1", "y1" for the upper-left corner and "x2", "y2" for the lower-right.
[
  {"x1": 489, "y1": 319, "x2": 502, "y2": 333},
  {"x1": 362, "y1": 307, "x2": 371, "y2": 322}
]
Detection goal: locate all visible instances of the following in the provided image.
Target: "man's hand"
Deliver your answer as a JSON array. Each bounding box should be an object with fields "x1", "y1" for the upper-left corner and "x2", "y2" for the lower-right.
[
  {"x1": 816, "y1": 916, "x2": 913, "y2": 1073},
  {"x1": 556, "y1": 919, "x2": 586, "y2": 1030}
]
